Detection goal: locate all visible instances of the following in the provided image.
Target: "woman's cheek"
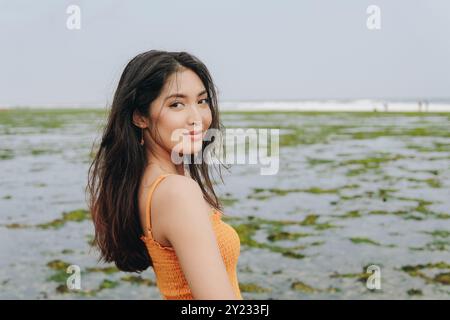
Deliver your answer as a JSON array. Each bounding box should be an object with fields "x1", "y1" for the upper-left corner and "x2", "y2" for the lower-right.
[{"x1": 166, "y1": 128, "x2": 187, "y2": 154}]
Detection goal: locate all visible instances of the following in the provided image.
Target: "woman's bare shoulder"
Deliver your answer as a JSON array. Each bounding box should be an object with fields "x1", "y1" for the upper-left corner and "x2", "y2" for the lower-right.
[
  {"x1": 152, "y1": 174, "x2": 209, "y2": 226},
  {"x1": 156, "y1": 174, "x2": 200, "y2": 195},
  {"x1": 152, "y1": 174, "x2": 238, "y2": 299}
]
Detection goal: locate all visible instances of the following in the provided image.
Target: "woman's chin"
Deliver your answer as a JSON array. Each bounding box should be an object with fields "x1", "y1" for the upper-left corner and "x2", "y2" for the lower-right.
[
  {"x1": 185, "y1": 142, "x2": 204, "y2": 155},
  {"x1": 172, "y1": 142, "x2": 203, "y2": 157}
]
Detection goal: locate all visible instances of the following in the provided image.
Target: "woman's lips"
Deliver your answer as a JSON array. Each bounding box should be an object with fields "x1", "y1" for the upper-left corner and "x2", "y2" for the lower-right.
[{"x1": 183, "y1": 130, "x2": 203, "y2": 141}]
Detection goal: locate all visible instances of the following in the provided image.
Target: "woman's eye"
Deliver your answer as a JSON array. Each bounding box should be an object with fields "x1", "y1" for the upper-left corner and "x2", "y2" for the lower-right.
[
  {"x1": 170, "y1": 101, "x2": 183, "y2": 108},
  {"x1": 170, "y1": 98, "x2": 209, "y2": 108}
]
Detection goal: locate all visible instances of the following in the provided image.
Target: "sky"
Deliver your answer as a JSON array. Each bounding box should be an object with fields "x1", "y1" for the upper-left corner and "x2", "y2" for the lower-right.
[{"x1": 1, "y1": 0, "x2": 449, "y2": 106}]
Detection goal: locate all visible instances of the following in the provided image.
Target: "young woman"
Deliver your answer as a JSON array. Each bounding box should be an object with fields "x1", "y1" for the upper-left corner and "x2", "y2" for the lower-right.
[{"x1": 87, "y1": 50, "x2": 243, "y2": 300}]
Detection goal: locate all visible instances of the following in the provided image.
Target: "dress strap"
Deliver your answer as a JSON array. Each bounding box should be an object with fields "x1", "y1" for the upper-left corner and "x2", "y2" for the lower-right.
[{"x1": 144, "y1": 173, "x2": 175, "y2": 233}]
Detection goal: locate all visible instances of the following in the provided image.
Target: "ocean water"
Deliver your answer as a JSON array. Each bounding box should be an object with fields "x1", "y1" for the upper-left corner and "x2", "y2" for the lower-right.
[{"x1": 0, "y1": 108, "x2": 449, "y2": 299}]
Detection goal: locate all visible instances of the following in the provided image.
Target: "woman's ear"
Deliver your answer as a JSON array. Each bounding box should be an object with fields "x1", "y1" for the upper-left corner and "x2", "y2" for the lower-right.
[{"x1": 132, "y1": 109, "x2": 147, "y2": 128}]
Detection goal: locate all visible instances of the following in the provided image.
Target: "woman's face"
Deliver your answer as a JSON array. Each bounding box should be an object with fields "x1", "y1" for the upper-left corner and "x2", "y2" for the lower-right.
[{"x1": 148, "y1": 68, "x2": 213, "y2": 158}]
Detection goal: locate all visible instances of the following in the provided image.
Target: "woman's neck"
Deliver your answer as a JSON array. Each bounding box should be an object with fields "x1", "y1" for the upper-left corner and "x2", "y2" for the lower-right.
[{"x1": 146, "y1": 158, "x2": 185, "y2": 176}]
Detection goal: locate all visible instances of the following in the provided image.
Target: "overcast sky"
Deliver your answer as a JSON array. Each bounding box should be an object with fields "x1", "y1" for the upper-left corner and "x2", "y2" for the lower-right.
[{"x1": 1, "y1": 0, "x2": 449, "y2": 106}]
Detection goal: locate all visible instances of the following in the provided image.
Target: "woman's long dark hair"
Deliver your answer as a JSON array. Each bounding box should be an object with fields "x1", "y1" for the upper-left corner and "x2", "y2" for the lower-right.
[{"x1": 86, "y1": 50, "x2": 227, "y2": 272}]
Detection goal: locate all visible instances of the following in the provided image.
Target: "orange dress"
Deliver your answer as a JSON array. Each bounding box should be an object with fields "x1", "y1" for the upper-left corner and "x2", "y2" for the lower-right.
[{"x1": 140, "y1": 173, "x2": 243, "y2": 300}]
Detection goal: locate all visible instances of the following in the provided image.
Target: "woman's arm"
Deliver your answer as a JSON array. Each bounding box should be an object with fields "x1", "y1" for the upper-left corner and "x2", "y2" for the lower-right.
[{"x1": 153, "y1": 175, "x2": 240, "y2": 300}]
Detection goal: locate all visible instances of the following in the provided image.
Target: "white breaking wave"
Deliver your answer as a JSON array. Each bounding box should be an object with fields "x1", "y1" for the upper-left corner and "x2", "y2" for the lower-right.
[
  {"x1": 1, "y1": 99, "x2": 450, "y2": 112},
  {"x1": 218, "y1": 99, "x2": 450, "y2": 112}
]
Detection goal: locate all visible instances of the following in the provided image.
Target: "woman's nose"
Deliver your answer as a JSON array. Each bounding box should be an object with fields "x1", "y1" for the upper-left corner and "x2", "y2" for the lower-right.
[{"x1": 187, "y1": 104, "x2": 202, "y2": 126}]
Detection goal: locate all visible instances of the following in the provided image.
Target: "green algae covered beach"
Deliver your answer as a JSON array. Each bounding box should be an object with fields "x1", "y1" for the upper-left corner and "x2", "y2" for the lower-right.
[{"x1": 0, "y1": 108, "x2": 449, "y2": 299}]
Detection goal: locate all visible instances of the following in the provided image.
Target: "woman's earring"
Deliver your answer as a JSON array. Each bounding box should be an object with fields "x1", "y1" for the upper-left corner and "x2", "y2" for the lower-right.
[{"x1": 140, "y1": 127, "x2": 144, "y2": 146}]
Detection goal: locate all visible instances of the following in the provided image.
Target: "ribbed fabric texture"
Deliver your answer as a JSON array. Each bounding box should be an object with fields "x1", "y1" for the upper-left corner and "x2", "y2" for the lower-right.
[{"x1": 140, "y1": 173, "x2": 243, "y2": 300}]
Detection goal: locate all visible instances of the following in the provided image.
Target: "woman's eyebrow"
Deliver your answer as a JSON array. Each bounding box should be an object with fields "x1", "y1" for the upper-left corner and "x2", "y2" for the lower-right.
[{"x1": 164, "y1": 89, "x2": 207, "y2": 102}]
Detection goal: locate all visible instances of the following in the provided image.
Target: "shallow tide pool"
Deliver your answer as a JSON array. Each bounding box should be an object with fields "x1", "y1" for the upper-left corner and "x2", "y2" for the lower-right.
[{"x1": 0, "y1": 109, "x2": 449, "y2": 299}]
